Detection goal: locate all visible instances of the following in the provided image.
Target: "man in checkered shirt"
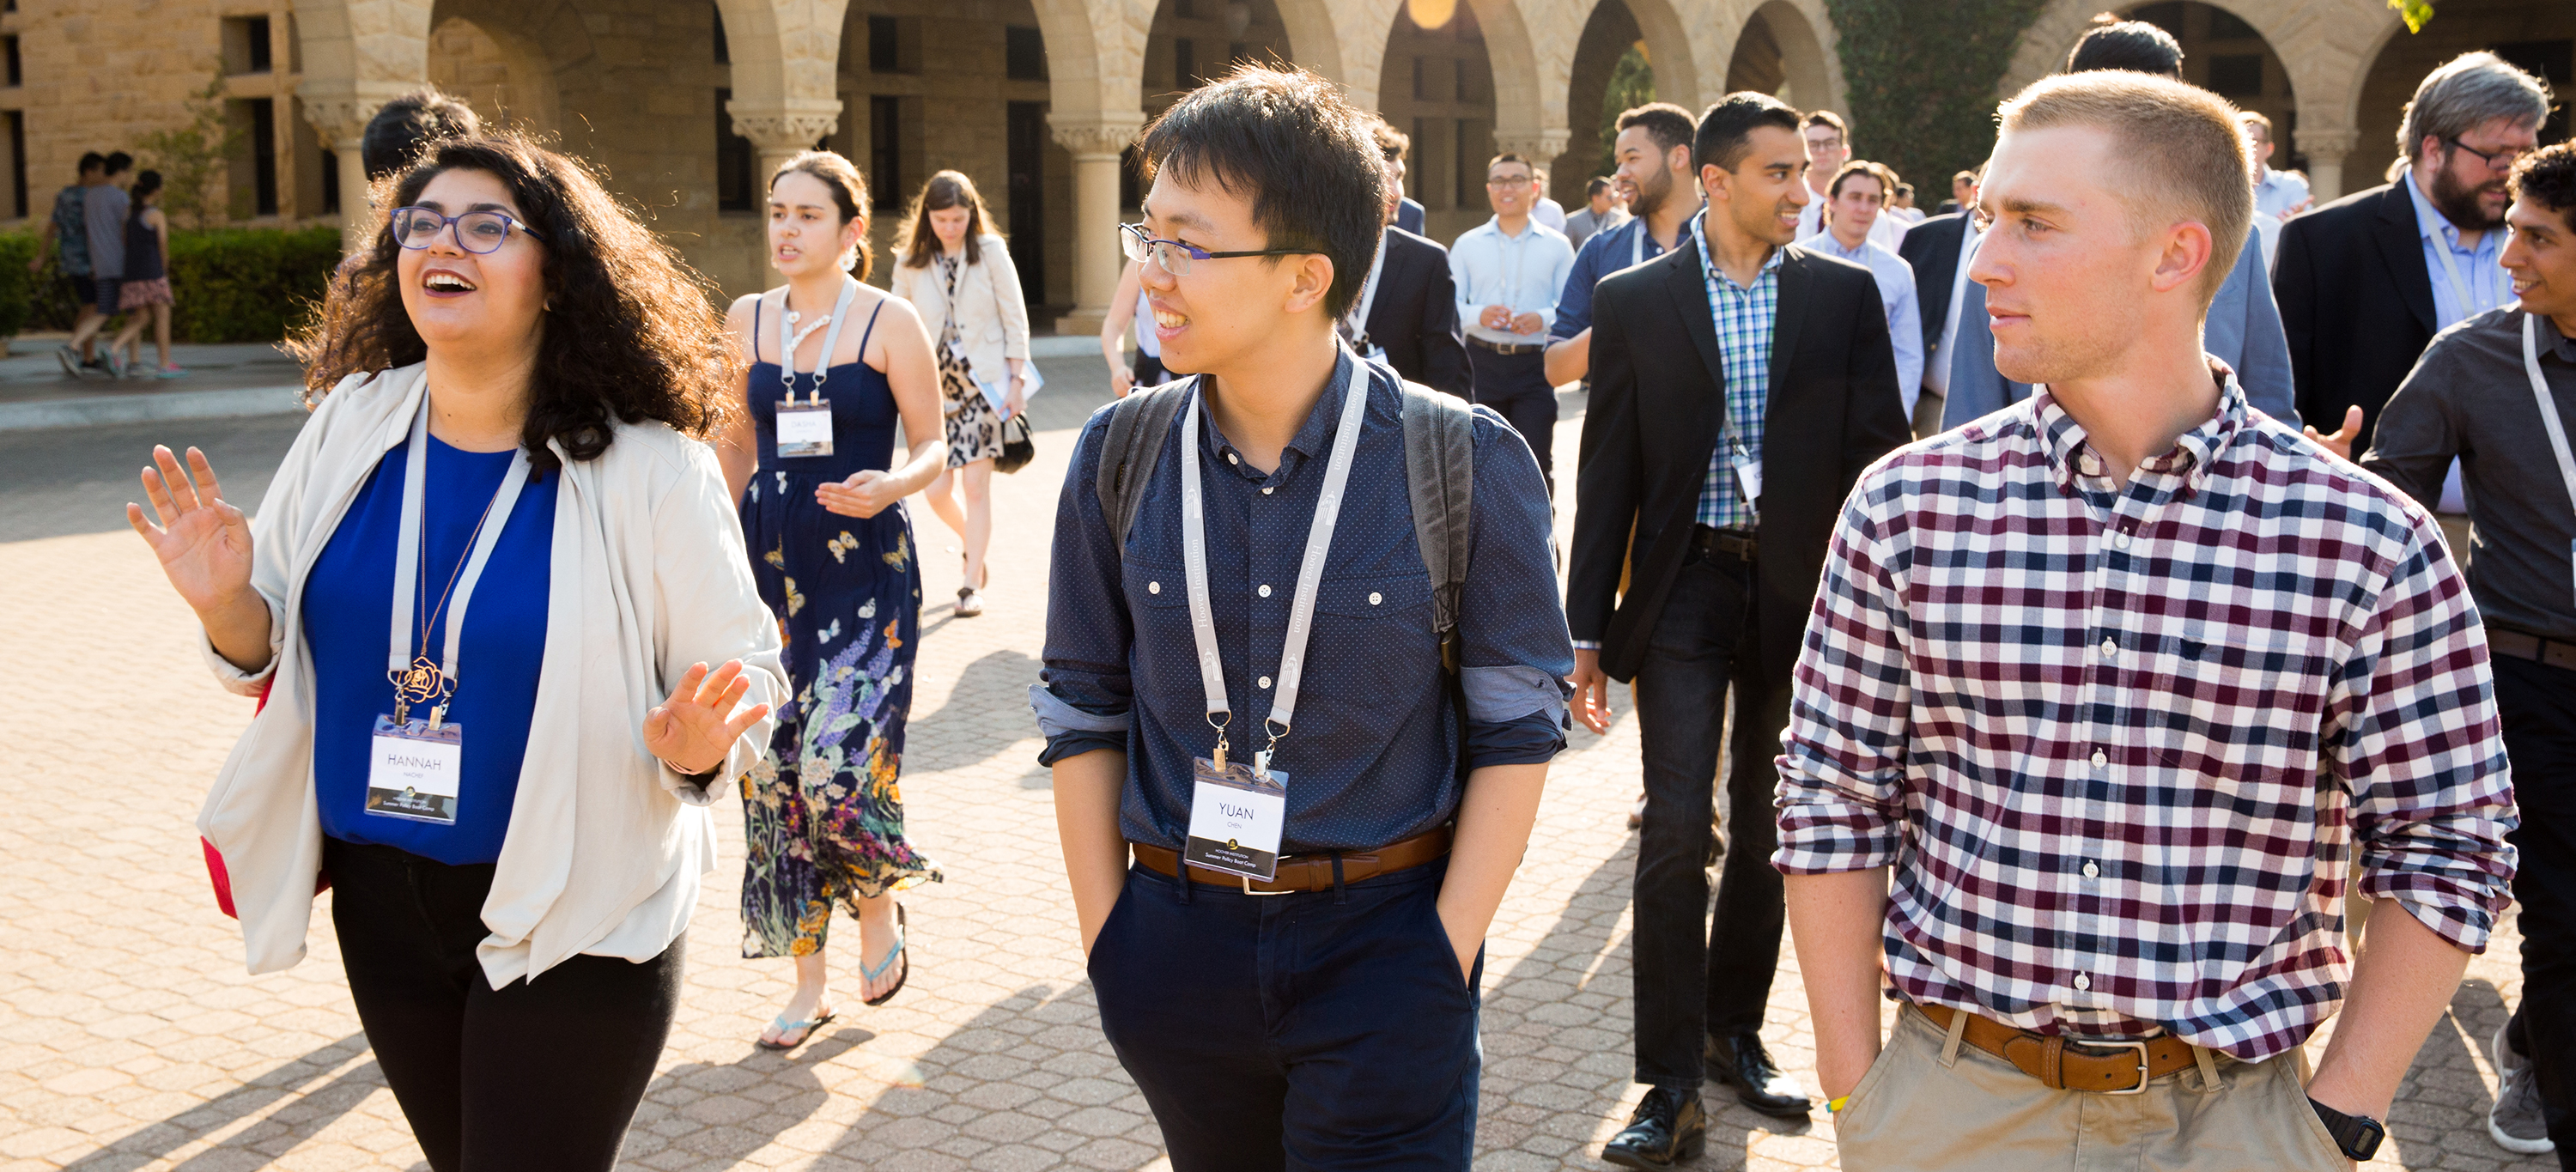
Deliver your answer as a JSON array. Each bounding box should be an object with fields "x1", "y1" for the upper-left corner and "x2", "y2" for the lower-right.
[{"x1": 1777, "y1": 70, "x2": 2518, "y2": 1170}]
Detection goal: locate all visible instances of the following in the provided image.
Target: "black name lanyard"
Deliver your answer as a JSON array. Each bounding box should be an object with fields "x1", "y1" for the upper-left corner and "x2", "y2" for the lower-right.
[
  {"x1": 2523, "y1": 313, "x2": 2576, "y2": 610},
  {"x1": 386, "y1": 396, "x2": 532, "y2": 726},
  {"x1": 1178, "y1": 371, "x2": 1370, "y2": 774}
]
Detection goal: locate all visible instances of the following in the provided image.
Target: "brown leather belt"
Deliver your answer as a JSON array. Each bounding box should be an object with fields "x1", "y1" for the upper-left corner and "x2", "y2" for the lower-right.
[
  {"x1": 1913, "y1": 1003, "x2": 2202, "y2": 1094},
  {"x1": 2490, "y1": 627, "x2": 2576, "y2": 671},
  {"x1": 1688, "y1": 524, "x2": 1759, "y2": 563},
  {"x1": 1129, "y1": 826, "x2": 1452, "y2": 894},
  {"x1": 1466, "y1": 336, "x2": 1545, "y2": 355}
]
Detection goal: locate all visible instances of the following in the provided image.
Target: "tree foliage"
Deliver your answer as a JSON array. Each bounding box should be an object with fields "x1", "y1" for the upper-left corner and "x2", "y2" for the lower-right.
[
  {"x1": 1823, "y1": 0, "x2": 2050, "y2": 200},
  {"x1": 1597, "y1": 44, "x2": 1656, "y2": 179},
  {"x1": 2389, "y1": 0, "x2": 2435, "y2": 33},
  {"x1": 136, "y1": 67, "x2": 244, "y2": 232}
]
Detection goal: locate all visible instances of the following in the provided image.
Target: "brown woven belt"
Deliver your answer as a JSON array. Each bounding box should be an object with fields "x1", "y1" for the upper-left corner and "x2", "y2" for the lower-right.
[
  {"x1": 2490, "y1": 627, "x2": 2576, "y2": 671},
  {"x1": 1913, "y1": 1003, "x2": 2202, "y2": 1094},
  {"x1": 1129, "y1": 826, "x2": 1453, "y2": 894}
]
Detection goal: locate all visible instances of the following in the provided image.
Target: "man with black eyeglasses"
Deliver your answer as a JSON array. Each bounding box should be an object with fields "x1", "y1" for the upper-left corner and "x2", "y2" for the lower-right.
[{"x1": 1449, "y1": 153, "x2": 1575, "y2": 486}]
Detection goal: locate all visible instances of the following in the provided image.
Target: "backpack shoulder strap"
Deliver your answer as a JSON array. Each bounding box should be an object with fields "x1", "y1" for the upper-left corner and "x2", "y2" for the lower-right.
[
  {"x1": 1397, "y1": 375, "x2": 1476, "y2": 643},
  {"x1": 1093, "y1": 378, "x2": 1194, "y2": 558}
]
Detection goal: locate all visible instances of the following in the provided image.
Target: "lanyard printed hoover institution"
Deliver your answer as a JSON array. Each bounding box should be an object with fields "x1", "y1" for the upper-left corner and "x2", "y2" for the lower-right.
[
  {"x1": 369, "y1": 398, "x2": 531, "y2": 825},
  {"x1": 2524, "y1": 313, "x2": 2576, "y2": 610},
  {"x1": 1176, "y1": 369, "x2": 1370, "y2": 881},
  {"x1": 774, "y1": 276, "x2": 861, "y2": 458}
]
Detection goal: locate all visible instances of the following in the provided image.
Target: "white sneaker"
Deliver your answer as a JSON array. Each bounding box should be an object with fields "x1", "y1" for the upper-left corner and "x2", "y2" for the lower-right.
[{"x1": 2491, "y1": 1019, "x2": 2555, "y2": 1154}]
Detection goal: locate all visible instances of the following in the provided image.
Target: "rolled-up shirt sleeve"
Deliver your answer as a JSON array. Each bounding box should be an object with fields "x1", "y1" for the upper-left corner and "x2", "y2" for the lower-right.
[
  {"x1": 1774, "y1": 484, "x2": 1911, "y2": 875},
  {"x1": 2338, "y1": 517, "x2": 2518, "y2": 952},
  {"x1": 1032, "y1": 412, "x2": 1138, "y2": 766},
  {"x1": 1550, "y1": 232, "x2": 1607, "y2": 343},
  {"x1": 1457, "y1": 410, "x2": 1574, "y2": 768}
]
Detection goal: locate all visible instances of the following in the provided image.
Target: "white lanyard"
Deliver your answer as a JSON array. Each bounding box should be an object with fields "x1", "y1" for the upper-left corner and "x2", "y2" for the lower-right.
[
  {"x1": 1342, "y1": 235, "x2": 1388, "y2": 343},
  {"x1": 1178, "y1": 364, "x2": 1371, "y2": 766},
  {"x1": 777, "y1": 276, "x2": 860, "y2": 403},
  {"x1": 1631, "y1": 222, "x2": 1648, "y2": 270},
  {"x1": 386, "y1": 395, "x2": 532, "y2": 720},
  {"x1": 2524, "y1": 312, "x2": 2576, "y2": 523},
  {"x1": 2431, "y1": 228, "x2": 2500, "y2": 323}
]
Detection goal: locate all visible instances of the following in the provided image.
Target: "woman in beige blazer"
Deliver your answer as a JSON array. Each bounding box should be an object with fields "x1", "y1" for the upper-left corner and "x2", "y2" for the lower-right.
[
  {"x1": 888, "y1": 171, "x2": 1030, "y2": 616},
  {"x1": 126, "y1": 135, "x2": 782, "y2": 1172}
]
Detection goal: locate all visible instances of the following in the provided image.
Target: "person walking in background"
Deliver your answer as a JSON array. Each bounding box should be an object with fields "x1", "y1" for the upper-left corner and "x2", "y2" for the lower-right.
[
  {"x1": 1532, "y1": 167, "x2": 1571, "y2": 234},
  {"x1": 1350, "y1": 112, "x2": 1470, "y2": 398},
  {"x1": 32, "y1": 152, "x2": 105, "y2": 378},
  {"x1": 1783, "y1": 71, "x2": 2513, "y2": 1171},
  {"x1": 715, "y1": 151, "x2": 950, "y2": 1052},
  {"x1": 2276, "y1": 51, "x2": 2550, "y2": 483},
  {"x1": 1544, "y1": 102, "x2": 1699, "y2": 390},
  {"x1": 1943, "y1": 16, "x2": 2298, "y2": 434},
  {"x1": 138, "y1": 133, "x2": 785, "y2": 1172},
  {"x1": 1574, "y1": 92, "x2": 1911, "y2": 1166},
  {"x1": 1886, "y1": 182, "x2": 1923, "y2": 223},
  {"x1": 1565, "y1": 176, "x2": 1631, "y2": 251},
  {"x1": 2238, "y1": 110, "x2": 2308, "y2": 268},
  {"x1": 890, "y1": 170, "x2": 1030, "y2": 620},
  {"x1": 1793, "y1": 112, "x2": 1902, "y2": 252},
  {"x1": 363, "y1": 88, "x2": 481, "y2": 181},
  {"x1": 1449, "y1": 152, "x2": 1574, "y2": 484},
  {"x1": 106, "y1": 170, "x2": 182, "y2": 379},
  {"x1": 65, "y1": 151, "x2": 131, "y2": 375},
  {"x1": 1380, "y1": 119, "x2": 1426, "y2": 235},
  {"x1": 1897, "y1": 173, "x2": 1977, "y2": 438},
  {"x1": 1101, "y1": 258, "x2": 1169, "y2": 397},
  {"x1": 2360, "y1": 143, "x2": 2576, "y2": 1161},
  {"x1": 1937, "y1": 168, "x2": 1975, "y2": 215},
  {"x1": 1796, "y1": 160, "x2": 1923, "y2": 417}
]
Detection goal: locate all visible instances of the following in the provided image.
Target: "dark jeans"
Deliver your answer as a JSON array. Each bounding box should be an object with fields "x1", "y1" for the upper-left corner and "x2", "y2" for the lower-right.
[
  {"x1": 1089, "y1": 859, "x2": 1483, "y2": 1171},
  {"x1": 324, "y1": 837, "x2": 683, "y2": 1172},
  {"x1": 2496, "y1": 655, "x2": 2576, "y2": 1167},
  {"x1": 1465, "y1": 344, "x2": 1556, "y2": 482},
  {"x1": 1630, "y1": 551, "x2": 1789, "y2": 1088}
]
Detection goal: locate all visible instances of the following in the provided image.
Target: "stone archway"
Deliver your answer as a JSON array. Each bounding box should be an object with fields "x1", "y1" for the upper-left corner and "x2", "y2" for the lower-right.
[
  {"x1": 1554, "y1": 0, "x2": 1710, "y2": 204},
  {"x1": 291, "y1": 0, "x2": 436, "y2": 246},
  {"x1": 2006, "y1": 0, "x2": 2399, "y2": 198}
]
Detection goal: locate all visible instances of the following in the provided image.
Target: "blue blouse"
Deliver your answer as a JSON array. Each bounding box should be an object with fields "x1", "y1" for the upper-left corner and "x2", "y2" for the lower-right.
[{"x1": 302, "y1": 434, "x2": 557, "y2": 865}]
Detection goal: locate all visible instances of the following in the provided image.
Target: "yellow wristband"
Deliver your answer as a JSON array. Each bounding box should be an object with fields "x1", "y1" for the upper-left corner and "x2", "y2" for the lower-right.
[{"x1": 1826, "y1": 1095, "x2": 1850, "y2": 1114}]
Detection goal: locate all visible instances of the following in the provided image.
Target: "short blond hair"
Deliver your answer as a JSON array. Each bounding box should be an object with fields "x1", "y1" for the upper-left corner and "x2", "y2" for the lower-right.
[{"x1": 1999, "y1": 71, "x2": 2251, "y2": 307}]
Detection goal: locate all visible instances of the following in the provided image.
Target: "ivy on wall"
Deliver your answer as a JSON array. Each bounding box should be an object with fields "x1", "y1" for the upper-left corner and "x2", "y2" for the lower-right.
[{"x1": 1824, "y1": 0, "x2": 2051, "y2": 200}]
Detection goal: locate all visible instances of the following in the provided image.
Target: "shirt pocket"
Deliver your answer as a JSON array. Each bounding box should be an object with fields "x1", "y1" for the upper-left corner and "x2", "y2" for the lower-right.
[
  {"x1": 1124, "y1": 562, "x2": 1195, "y2": 699},
  {"x1": 1303, "y1": 573, "x2": 1438, "y2": 711}
]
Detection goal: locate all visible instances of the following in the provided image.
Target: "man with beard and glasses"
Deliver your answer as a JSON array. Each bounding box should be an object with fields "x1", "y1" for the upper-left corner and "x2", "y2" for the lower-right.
[{"x1": 2276, "y1": 51, "x2": 2550, "y2": 476}]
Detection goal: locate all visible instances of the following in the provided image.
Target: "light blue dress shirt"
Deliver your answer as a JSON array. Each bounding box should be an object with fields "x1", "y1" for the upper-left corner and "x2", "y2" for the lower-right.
[
  {"x1": 1798, "y1": 231, "x2": 1924, "y2": 417},
  {"x1": 1449, "y1": 216, "x2": 1576, "y2": 346},
  {"x1": 2404, "y1": 172, "x2": 2510, "y2": 330}
]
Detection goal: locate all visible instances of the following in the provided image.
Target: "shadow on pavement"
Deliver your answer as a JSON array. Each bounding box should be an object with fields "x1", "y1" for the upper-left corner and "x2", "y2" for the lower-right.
[
  {"x1": 58, "y1": 1032, "x2": 380, "y2": 1171},
  {"x1": 905, "y1": 647, "x2": 1046, "y2": 774},
  {"x1": 620, "y1": 1029, "x2": 876, "y2": 1167}
]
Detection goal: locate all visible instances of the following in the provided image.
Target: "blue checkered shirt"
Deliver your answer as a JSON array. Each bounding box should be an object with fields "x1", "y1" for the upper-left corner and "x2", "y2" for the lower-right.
[{"x1": 1692, "y1": 214, "x2": 1780, "y2": 530}]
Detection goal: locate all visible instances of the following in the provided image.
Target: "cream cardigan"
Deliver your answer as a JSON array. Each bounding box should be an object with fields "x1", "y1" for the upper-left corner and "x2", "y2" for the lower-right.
[
  {"x1": 197, "y1": 362, "x2": 785, "y2": 984},
  {"x1": 889, "y1": 234, "x2": 1033, "y2": 388}
]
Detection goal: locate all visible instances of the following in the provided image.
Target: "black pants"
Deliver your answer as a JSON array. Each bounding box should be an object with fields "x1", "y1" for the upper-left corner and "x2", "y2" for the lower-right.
[
  {"x1": 2495, "y1": 655, "x2": 2576, "y2": 1166},
  {"x1": 1089, "y1": 859, "x2": 1483, "y2": 1170},
  {"x1": 1465, "y1": 344, "x2": 1556, "y2": 482},
  {"x1": 1133, "y1": 350, "x2": 1170, "y2": 390},
  {"x1": 324, "y1": 837, "x2": 683, "y2": 1172},
  {"x1": 1629, "y1": 550, "x2": 1789, "y2": 1088}
]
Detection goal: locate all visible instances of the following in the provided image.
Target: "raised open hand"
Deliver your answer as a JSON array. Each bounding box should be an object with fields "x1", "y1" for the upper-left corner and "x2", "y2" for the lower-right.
[
  {"x1": 642, "y1": 659, "x2": 772, "y2": 776},
  {"x1": 2303, "y1": 404, "x2": 2365, "y2": 464},
  {"x1": 128, "y1": 445, "x2": 255, "y2": 618}
]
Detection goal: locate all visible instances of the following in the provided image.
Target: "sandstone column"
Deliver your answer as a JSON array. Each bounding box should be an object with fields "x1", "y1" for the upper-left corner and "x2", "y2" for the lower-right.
[
  {"x1": 2299, "y1": 128, "x2": 2360, "y2": 203},
  {"x1": 303, "y1": 98, "x2": 381, "y2": 255},
  {"x1": 1049, "y1": 115, "x2": 1144, "y2": 337},
  {"x1": 729, "y1": 99, "x2": 846, "y2": 286}
]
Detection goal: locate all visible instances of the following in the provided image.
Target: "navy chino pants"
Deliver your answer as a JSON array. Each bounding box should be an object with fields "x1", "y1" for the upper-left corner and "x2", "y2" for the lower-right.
[{"x1": 1089, "y1": 858, "x2": 1485, "y2": 1171}]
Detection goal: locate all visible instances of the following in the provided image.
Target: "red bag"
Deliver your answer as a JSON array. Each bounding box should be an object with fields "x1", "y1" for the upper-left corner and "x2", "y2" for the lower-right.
[{"x1": 204, "y1": 678, "x2": 329, "y2": 919}]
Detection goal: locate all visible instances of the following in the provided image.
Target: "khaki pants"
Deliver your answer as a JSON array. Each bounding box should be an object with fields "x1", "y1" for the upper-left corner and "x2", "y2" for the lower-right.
[{"x1": 1835, "y1": 1005, "x2": 2349, "y2": 1172}]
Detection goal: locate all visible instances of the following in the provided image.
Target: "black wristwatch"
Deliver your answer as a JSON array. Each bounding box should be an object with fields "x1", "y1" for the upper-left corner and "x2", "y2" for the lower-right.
[{"x1": 2309, "y1": 1098, "x2": 2385, "y2": 1161}]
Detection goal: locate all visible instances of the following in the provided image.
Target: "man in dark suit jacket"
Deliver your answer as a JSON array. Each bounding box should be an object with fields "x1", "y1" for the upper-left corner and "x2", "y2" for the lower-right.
[
  {"x1": 1573, "y1": 93, "x2": 1911, "y2": 1167},
  {"x1": 1394, "y1": 196, "x2": 1425, "y2": 235},
  {"x1": 1359, "y1": 225, "x2": 1470, "y2": 396},
  {"x1": 1897, "y1": 209, "x2": 1972, "y2": 434}
]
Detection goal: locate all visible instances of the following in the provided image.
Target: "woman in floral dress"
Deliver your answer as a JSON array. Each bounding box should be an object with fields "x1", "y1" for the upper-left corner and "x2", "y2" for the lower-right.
[{"x1": 718, "y1": 151, "x2": 948, "y2": 1049}]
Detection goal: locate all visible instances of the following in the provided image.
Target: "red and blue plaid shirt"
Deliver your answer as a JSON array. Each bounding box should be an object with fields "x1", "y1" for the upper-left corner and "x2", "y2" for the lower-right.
[{"x1": 1774, "y1": 375, "x2": 2517, "y2": 1061}]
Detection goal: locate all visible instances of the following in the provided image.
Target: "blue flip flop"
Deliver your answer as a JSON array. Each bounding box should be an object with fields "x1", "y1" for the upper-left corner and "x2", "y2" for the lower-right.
[
  {"x1": 756, "y1": 1006, "x2": 835, "y2": 1051},
  {"x1": 860, "y1": 904, "x2": 909, "y2": 1006}
]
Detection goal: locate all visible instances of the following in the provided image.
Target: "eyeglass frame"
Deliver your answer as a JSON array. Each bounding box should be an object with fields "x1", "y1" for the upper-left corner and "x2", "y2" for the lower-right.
[
  {"x1": 388, "y1": 205, "x2": 546, "y2": 254},
  {"x1": 1120, "y1": 222, "x2": 1321, "y2": 276},
  {"x1": 2442, "y1": 136, "x2": 2530, "y2": 173}
]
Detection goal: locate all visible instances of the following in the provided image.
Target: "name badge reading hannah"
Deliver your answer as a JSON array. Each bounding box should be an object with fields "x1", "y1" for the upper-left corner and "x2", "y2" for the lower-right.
[
  {"x1": 775, "y1": 400, "x2": 834, "y2": 458},
  {"x1": 367, "y1": 714, "x2": 464, "y2": 825},
  {"x1": 1184, "y1": 756, "x2": 1288, "y2": 881}
]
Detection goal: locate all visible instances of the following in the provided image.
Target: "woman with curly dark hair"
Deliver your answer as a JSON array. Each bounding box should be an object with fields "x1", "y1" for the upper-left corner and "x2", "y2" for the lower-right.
[{"x1": 125, "y1": 133, "x2": 786, "y2": 1171}]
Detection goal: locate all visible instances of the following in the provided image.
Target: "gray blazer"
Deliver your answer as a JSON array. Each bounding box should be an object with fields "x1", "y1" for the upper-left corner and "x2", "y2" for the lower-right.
[{"x1": 1940, "y1": 226, "x2": 2298, "y2": 431}]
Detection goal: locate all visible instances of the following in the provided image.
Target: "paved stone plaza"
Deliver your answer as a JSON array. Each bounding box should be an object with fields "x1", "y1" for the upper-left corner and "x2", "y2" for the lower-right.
[{"x1": 0, "y1": 375, "x2": 2552, "y2": 1170}]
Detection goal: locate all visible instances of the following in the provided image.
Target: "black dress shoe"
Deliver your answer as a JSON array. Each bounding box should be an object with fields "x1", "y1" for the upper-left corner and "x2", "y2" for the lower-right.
[
  {"x1": 1602, "y1": 1086, "x2": 1705, "y2": 1169},
  {"x1": 1705, "y1": 1031, "x2": 1814, "y2": 1118}
]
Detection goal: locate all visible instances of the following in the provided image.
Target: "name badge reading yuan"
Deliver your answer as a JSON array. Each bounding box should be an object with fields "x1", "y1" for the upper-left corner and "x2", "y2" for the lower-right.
[
  {"x1": 367, "y1": 715, "x2": 463, "y2": 825},
  {"x1": 775, "y1": 401, "x2": 834, "y2": 458},
  {"x1": 1184, "y1": 757, "x2": 1288, "y2": 881}
]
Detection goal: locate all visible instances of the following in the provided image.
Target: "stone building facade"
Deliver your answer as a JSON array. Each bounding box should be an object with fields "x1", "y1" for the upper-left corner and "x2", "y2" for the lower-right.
[{"x1": 0, "y1": 0, "x2": 2561, "y2": 329}]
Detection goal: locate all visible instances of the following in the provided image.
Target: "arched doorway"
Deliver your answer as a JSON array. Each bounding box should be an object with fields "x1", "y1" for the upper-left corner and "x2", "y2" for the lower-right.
[
  {"x1": 423, "y1": 15, "x2": 562, "y2": 139},
  {"x1": 1145, "y1": 0, "x2": 1297, "y2": 116},
  {"x1": 1558, "y1": 0, "x2": 1647, "y2": 210},
  {"x1": 1376, "y1": 0, "x2": 1500, "y2": 244},
  {"x1": 1726, "y1": 2, "x2": 1836, "y2": 112},
  {"x1": 2123, "y1": 3, "x2": 2300, "y2": 165}
]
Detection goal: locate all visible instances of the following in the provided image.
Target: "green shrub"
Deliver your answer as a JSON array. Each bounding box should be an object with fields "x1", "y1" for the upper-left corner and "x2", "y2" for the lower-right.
[
  {"x1": 0, "y1": 225, "x2": 338, "y2": 343},
  {"x1": 1826, "y1": 0, "x2": 2051, "y2": 203}
]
